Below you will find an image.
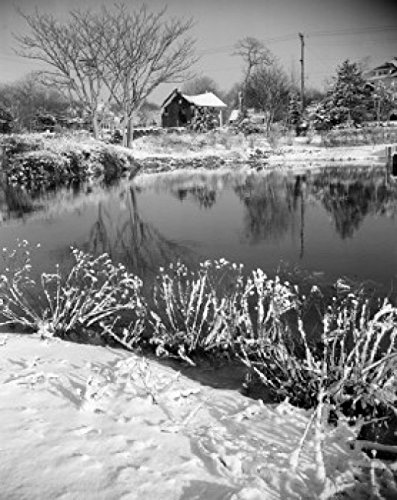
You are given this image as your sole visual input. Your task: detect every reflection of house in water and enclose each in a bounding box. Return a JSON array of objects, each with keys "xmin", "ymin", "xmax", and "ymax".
[{"xmin": 161, "ymin": 89, "xmax": 226, "ymax": 127}]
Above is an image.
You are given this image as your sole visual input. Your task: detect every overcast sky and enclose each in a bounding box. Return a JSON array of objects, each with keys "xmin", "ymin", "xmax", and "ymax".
[{"xmin": 1, "ymin": 0, "xmax": 396, "ymax": 104}]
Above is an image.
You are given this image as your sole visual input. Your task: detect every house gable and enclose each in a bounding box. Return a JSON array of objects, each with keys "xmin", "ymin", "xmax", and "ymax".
[{"xmin": 161, "ymin": 88, "xmax": 226, "ymax": 128}]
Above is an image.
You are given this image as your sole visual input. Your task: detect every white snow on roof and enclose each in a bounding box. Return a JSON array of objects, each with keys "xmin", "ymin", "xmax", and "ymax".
[
  {"xmin": 182, "ymin": 92, "xmax": 227, "ymax": 108},
  {"xmin": 229, "ymin": 109, "xmax": 240, "ymax": 122}
]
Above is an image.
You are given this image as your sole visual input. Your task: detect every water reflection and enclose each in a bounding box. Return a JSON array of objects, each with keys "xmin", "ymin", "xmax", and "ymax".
[
  {"xmin": 175, "ymin": 186, "xmax": 217, "ymax": 209},
  {"xmin": 1, "ymin": 166, "xmax": 397, "ymax": 293},
  {"xmin": 310, "ymin": 169, "xmax": 397, "ymax": 239},
  {"xmin": 0, "ymin": 185, "xmax": 38, "ymax": 221},
  {"xmin": 133, "ymin": 167, "xmax": 397, "ymax": 291},
  {"xmin": 235, "ymin": 173, "xmax": 302, "ymax": 244},
  {"xmin": 85, "ymin": 186, "xmax": 195, "ymax": 281}
]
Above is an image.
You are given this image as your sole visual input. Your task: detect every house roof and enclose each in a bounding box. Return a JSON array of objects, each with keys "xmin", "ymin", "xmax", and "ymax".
[
  {"xmin": 229, "ymin": 110, "xmax": 240, "ymax": 122},
  {"xmin": 162, "ymin": 89, "xmax": 227, "ymax": 109},
  {"xmin": 182, "ymin": 92, "xmax": 227, "ymax": 108},
  {"xmin": 375, "ymin": 58, "xmax": 397, "ymax": 69},
  {"xmin": 367, "ymin": 58, "xmax": 397, "ymax": 74}
]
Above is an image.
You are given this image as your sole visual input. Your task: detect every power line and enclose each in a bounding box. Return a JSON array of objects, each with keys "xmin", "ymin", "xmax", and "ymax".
[
  {"xmin": 308, "ymin": 36, "xmax": 397, "ymax": 47},
  {"xmin": 197, "ymin": 34, "xmax": 297, "ymax": 56},
  {"xmin": 197, "ymin": 24, "xmax": 397, "ymax": 57},
  {"xmin": 1, "ymin": 24, "xmax": 396, "ymax": 61},
  {"xmin": 306, "ymin": 25, "xmax": 397, "ymax": 38}
]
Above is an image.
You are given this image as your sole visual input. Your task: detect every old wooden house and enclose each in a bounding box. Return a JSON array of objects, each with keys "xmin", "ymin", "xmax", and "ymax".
[{"xmin": 161, "ymin": 89, "xmax": 227, "ymax": 128}]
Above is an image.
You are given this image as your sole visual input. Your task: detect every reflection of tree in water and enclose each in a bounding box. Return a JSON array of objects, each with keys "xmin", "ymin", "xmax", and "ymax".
[
  {"xmin": 175, "ymin": 186, "xmax": 217, "ymax": 209},
  {"xmin": 0, "ymin": 185, "xmax": 35, "ymax": 221},
  {"xmin": 310, "ymin": 169, "xmax": 397, "ymax": 239},
  {"xmin": 235, "ymin": 174, "xmax": 302, "ymax": 244},
  {"xmin": 0, "ymin": 180, "xmax": 84, "ymax": 223},
  {"xmin": 86, "ymin": 186, "xmax": 196, "ymax": 283}
]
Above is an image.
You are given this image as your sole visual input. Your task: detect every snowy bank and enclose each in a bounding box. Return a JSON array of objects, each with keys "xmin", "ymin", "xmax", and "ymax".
[
  {"xmin": 131, "ymin": 131, "xmax": 389, "ymax": 175},
  {"xmin": 1, "ymin": 333, "xmax": 395, "ymax": 499}
]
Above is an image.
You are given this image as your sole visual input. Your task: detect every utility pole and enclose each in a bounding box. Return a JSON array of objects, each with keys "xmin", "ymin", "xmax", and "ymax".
[{"xmin": 299, "ymin": 33, "xmax": 305, "ymax": 112}]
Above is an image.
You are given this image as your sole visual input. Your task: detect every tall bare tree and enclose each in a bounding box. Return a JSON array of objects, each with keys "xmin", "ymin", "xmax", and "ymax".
[
  {"xmin": 16, "ymin": 4, "xmax": 196, "ymax": 145},
  {"xmin": 245, "ymin": 63, "xmax": 291, "ymax": 130},
  {"xmin": 16, "ymin": 8, "xmax": 114, "ymax": 138},
  {"xmin": 233, "ymin": 37, "xmax": 273, "ymax": 111},
  {"xmin": 100, "ymin": 4, "xmax": 196, "ymax": 146}
]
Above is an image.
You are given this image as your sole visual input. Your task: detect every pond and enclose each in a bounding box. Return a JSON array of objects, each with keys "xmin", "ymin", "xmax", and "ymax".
[{"xmin": 1, "ymin": 165, "xmax": 397, "ymax": 299}]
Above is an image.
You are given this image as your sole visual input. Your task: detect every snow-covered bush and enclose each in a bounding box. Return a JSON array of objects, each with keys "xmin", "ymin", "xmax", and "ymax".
[
  {"xmin": 6, "ymin": 150, "xmax": 73, "ymax": 190},
  {"xmin": 149, "ymin": 260, "xmax": 243, "ymax": 363},
  {"xmin": 0, "ymin": 242, "xmax": 146, "ymax": 345},
  {"xmin": 1, "ymin": 133, "xmax": 136, "ymax": 190},
  {"xmin": 1, "ymin": 133, "xmax": 45, "ymax": 154},
  {"xmin": 1, "ymin": 242, "xmax": 395, "ymax": 430},
  {"xmin": 239, "ymin": 283, "xmax": 397, "ymax": 425}
]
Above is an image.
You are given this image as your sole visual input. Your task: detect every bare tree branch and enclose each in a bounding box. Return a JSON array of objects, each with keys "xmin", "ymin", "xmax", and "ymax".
[{"xmin": 15, "ymin": 3, "xmax": 196, "ymax": 144}]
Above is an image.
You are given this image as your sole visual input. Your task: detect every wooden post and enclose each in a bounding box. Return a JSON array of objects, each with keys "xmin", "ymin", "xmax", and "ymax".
[
  {"xmin": 299, "ymin": 33, "xmax": 305, "ymax": 112},
  {"xmin": 0, "ymin": 145, "xmax": 8, "ymax": 186},
  {"xmin": 386, "ymin": 145, "xmax": 397, "ymax": 176},
  {"xmin": 219, "ymin": 109, "xmax": 223, "ymax": 127},
  {"xmin": 0, "ymin": 146, "xmax": 5, "ymax": 170},
  {"xmin": 386, "ymin": 145, "xmax": 393, "ymax": 170}
]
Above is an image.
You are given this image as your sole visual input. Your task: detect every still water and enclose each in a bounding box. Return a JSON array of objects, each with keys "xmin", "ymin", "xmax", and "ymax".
[{"xmin": 1, "ymin": 166, "xmax": 397, "ymax": 296}]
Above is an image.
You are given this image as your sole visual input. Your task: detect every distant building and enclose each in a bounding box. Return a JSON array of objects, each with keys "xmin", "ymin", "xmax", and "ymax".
[
  {"xmin": 364, "ymin": 58, "xmax": 397, "ymax": 120},
  {"xmin": 228, "ymin": 109, "xmax": 240, "ymax": 124},
  {"xmin": 365, "ymin": 58, "xmax": 397, "ymax": 89},
  {"xmin": 161, "ymin": 89, "xmax": 227, "ymax": 128}
]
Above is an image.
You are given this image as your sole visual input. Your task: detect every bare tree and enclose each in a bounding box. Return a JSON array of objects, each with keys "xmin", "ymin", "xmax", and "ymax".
[
  {"xmin": 96, "ymin": 4, "xmax": 196, "ymax": 146},
  {"xmin": 246, "ymin": 63, "xmax": 291, "ymax": 130},
  {"xmin": 16, "ymin": 4, "xmax": 196, "ymax": 145},
  {"xmin": 182, "ymin": 76, "xmax": 220, "ymax": 96},
  {"xmin": 233, "ymin": 37, "xmax": 273, "ymax": 110},
  {"xmin": 16, "ymin": 8, "xmax": 114, "ymax": 138}
]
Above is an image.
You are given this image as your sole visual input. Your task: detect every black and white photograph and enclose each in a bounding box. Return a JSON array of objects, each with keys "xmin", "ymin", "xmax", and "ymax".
[{"xmin": 1, "ymin": 0, "xmax": 397, "ymax": 498}]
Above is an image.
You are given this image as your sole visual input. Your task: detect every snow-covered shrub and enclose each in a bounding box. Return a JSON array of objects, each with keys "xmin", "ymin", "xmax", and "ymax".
[
  {"xmin": 1, "ymin": 133, "xmax": 136, "ymax": 190},
  {"xmin": 149, "ymin": 260, "xmax": 244, "ymax": 363},
  {"xmin": 6, "ymin": 150, "xmax": 73, "ymax": 190},
  {"xmin": 0, "ymin": 242, "xmax": 146, "ymax": 345},
  {"xmin": 1, "ymin": 242, "xmax": 395, "ymax": 428},
  {"xmin": 1, "ymin": 133, "xmax": 45, "ymax": 154},
  {"xmin": 240, "ymin": 283, "xmax": 397, "ymax": 424},
  {"xmin": 189, "ymin": 109, "xmax": 219, "ymax": 132}
]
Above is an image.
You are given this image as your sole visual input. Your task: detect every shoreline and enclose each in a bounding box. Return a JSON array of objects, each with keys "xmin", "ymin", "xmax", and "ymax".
[
  {"xmin": 132, "ymin": 141, "xmax": 389, "ymax": 176},
  {"xmin": 1, "ymin": 133, "xmax": 392, "ymax": 183}
]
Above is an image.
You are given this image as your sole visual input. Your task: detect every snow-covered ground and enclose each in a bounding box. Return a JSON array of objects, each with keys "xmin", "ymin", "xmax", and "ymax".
[
  {"xmin": 1, "ymin": 333, "xmax": 396, "ymax": 499},
  {"xmin": 132, "ymin": 132, "xmax": 388, "ymax": 172},
  {"xmin": 266, "ymin": 143, "xmax": 387, "ymax": 169}
]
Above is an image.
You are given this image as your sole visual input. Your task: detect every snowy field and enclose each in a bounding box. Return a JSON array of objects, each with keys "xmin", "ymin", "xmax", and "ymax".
[{"xmin": 1, "ymin": 333, "xmax": 396, "ymax": 499}]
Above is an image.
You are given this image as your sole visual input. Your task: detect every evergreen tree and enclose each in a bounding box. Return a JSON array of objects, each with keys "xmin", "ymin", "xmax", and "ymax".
[{"xmin": 314, "ymin": 60, "xmax": 374, "ymax": 130}]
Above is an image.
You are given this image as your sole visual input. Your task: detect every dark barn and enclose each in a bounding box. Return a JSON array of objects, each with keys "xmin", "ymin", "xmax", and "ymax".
[{"xmin": 161, "ymin": 89, "xmax": 226, "ymax": 128}]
